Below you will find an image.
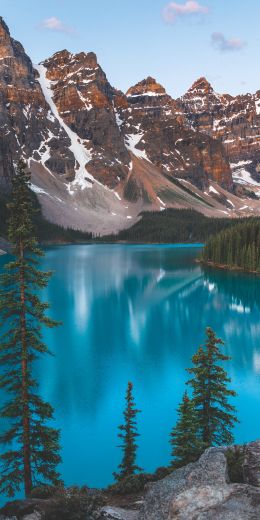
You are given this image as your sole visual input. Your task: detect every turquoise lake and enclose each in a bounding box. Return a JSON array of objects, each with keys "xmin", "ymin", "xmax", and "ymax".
[{"xmin": 0, "ymin": 244, "xmax": 260, "ymax": 494}]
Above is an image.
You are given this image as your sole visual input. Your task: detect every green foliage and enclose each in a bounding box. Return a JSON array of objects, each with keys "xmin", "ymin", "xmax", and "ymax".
[
  {"xmin": 187, "ymin": 328, "xmax": 238, "ymax": 448},
  {"xmin": 108, "ymin": 467, "xmax": 172, "ymax": 495},
  {"xmin": 29, "ymin": 484, "xmax": 61, "ymax": 499},
  {"xmin": 114, "ymin": 382, "xmax": 143, "ymax": 482},
  {"xmin": 170, "ymin": 392, "xmax": 204, "ymax": 468},
  {"xmin": 226, "ymin": 445, "xmax": 246, "ymax": 483},
  {"xmin": 0, "ymin": 160, "xmax": 61, "ymax": 497},
  {"xmin": 103, "ymin": 209, "xmax": 250, "ymax": 244},
  {"xmin": 108, "ymin": 473, "xmax": 151, "ymax": 494},
  {"xmin": 201, "ymin": 219, "xmax": 260, "ymax": 272}
]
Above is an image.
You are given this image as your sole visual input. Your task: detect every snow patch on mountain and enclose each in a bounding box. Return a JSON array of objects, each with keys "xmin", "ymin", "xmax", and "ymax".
[
  {"xmin": 231, "ymin": 160, "xmax": 260, "ymax": 187},
  {"xmin": 127, "ymin": 92, "xmax": 165, "ymax": 98},
  {"xmin": 125, "ymin": 131, "xmax": 150, "ymax": 161},
  {"xmin": 255, "ymin": 96, "xmax": 260, "ymax": 115},
  {"xmin": 36, "ymin": 64, "xmax": 94, "ymax": 193}
]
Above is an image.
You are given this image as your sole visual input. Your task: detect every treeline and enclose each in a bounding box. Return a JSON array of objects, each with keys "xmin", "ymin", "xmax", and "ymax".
[
  {"xmin": 0, "ymin": 193, "xmax": 93, "ymax": 243},
  {"xmin": 1, "ymin": 187, "xmax": 258, "ymax": 247},
  {"xmin": 201, "ymin": 219, "xmax": 260, "ymax": 273},
  {"xmin": 103, "ymin": 209, "xmax": 249, "ymax": 244}
]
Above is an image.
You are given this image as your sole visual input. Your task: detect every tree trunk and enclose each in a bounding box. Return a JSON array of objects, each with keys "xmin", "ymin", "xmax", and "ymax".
[{"xmin": 20, "ymin": 239, "xmax": 32, "ymax": 497}]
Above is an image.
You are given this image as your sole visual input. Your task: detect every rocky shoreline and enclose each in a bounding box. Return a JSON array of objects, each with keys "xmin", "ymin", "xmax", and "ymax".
[{"xmin": 0, "ymin": 441, "xmax": 259, "ymax": 520}]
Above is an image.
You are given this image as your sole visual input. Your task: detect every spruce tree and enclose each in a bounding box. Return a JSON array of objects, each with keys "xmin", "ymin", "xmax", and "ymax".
[
  {"xmin": 114, "ymin": 382, "xmax": 143, "ymax": 481},
  {"xmin": 0, "ymin": 160, "xmax": 61, "ymax": 498},
  {"xmin": 187, "ymin": 327, "xmax": 238, "ymax": 448},
  {"xmin": 170, "ymin": 391, "xmax": 203, "ymax": 468}
]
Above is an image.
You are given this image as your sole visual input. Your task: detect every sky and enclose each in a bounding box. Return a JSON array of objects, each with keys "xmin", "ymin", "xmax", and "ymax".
[{"xmin": 1, "ymin": 0, "xmax": 259, "ymax": 98}]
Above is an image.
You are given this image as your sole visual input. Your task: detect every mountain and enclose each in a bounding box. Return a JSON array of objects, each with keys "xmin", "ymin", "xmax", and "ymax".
[
  {"xmin": 0, "ymin": 17, "xmax": 260, "ymax": 234},
  {"xmin": 179, "ymin": 77, "xmax": 260, "ymax": 194}
]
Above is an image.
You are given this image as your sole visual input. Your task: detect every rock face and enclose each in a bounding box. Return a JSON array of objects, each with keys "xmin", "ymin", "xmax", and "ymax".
[
  {"xmin": 117, "ymin": 77, "xmax": 232, "ymax": 191},
  {"xmin": 0, "ymin": 17, "xmax": 74, "ymax": 190},
  {"xmin": 244, "ymin": 441, "xmax": 260, "ymax": 488},
  {"xmin": 179, "ymin": 77, "xmax": 260, "ymax": 187},
  {"xmin": 141, "ymin": 446, "xmax": 260, "ymax": 520},
  {"xmin": 0, "ymin": 16, "xmax": 260, "ymax": 233},
  {"xmin": 41, "ymin": 50, "xmax": 130, "ymax": 188}
]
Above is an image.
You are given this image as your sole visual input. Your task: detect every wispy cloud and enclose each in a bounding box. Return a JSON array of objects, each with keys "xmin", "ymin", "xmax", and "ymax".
[
  {"xmin": 211, "ymin": 32, "xmax": 247, "ymax": 52},
  {"xmin": 40, "ymin": 17, "xmax": 75, "ymax": 35},
  {"xmin": 162, "ymin": 1, "xmax": 209, "ymax": 23}
]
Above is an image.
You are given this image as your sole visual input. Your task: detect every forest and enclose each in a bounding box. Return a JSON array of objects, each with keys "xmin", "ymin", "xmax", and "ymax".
[
  {"xmin": 201, "ymin": 219, "xmax": 260, "ymax": 272},
  {"xmin": 104, "ymin": 209, "xmax": 249, "ymax": 244},
  {"xmin": 1, "ymin": 191, "xmax": 259, "ymax": 247}
]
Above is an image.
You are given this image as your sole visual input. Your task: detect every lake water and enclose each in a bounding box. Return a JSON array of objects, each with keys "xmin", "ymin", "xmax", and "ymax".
[{"xmin": 0, "ymin": 244, "xmax": 260, "ymax": 494}]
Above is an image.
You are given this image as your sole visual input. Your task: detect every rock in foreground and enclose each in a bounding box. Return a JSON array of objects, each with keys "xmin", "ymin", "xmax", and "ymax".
[
  {"xmin": 141, "ymin": 445, "xmax": 260, "ymax": 520},
  {"xmin": 1, "ymin": 442, "xmax": 260, "ymax": 519}
]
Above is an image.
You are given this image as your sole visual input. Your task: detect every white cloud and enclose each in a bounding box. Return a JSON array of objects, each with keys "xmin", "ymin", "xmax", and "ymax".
[
  {"xmin": 211, "ymin": 32, "xmax": 247, "ymax": 52},
  {"xmin": 40, "ymin": 17, "xmax": 75, "ymax": 35},
  {"xmin": 163, "ymin": 1, "xmax": 209, "ymax": 23}
]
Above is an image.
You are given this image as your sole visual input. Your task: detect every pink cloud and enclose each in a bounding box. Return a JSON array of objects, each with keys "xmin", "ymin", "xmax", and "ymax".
[
  {"xmin": 40, "ymin": 17, "xmax": 75, "ymax": 35},
  {"xmin": 211, "ymin": 33, "xmax": 247, "ymax": 52},
  {"xmin": 163, "ymin": 1, "xmax": 209, "ymax": 23}
]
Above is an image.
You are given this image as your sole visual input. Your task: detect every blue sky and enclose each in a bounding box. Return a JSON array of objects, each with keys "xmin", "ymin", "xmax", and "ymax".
[{"xmin": 1, "ymin": 0, "xmax": 259, "ymax": 97}]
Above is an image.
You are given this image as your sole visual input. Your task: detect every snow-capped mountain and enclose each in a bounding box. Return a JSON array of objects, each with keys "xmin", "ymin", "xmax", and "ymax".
[
  {"xmin": 0, "ymin": 17, "xmax": 260, "ymax": 234},
  {"xmin": 179, "ymin": 77, "xmax": 260, "ymax": 195}
]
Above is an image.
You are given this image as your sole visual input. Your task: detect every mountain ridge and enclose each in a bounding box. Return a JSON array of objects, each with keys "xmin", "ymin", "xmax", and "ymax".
[{"xmin": 0, "ymin": 17, "xmax": 260, "ymax": 234}]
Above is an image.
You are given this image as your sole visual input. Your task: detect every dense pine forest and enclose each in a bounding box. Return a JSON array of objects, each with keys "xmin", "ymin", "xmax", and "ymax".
[
  {"xmin": 105, "ymin": 210, "xmax": 249, "ymax": 244},
  {"xmin": 201, "ymin": 219, "xmax": 260, "ymax": 272}
]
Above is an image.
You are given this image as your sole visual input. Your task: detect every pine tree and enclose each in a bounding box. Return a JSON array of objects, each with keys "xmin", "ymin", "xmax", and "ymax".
[
  {"xmin": 170, "ymin": 391, "xmax": 203, "ymax": 468},
  {"xmin": 0, "ymin": 160, "xmax": 61, "ymax": 498},
  {"xmin": 187, "ymin": 327, "xmax": 238, "ymax": 448},
  {"xmin": 201, "ymin": 219, "xmax": 260, "ymax": 272},
  {"xmin": 114, "ymin": 382, "xmax": 143, "ymax": 481}
]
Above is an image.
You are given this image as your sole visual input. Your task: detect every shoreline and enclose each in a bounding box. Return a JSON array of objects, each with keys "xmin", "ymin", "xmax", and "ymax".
[{"xmin": 197, "ymin": 259, "xmax": 260, "ymax": 275}]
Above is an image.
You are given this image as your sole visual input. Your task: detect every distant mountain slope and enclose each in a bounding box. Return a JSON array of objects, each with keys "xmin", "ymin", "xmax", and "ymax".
[
  {"xmin": 0, "ymin": 17, "xmax": 260, "ymax": 234},
  {"xmin": 179, "ymin": 77, "xmax": 260, "ymax": 194}
]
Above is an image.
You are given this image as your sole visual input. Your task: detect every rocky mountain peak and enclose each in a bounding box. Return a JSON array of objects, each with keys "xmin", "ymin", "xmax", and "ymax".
[
  {"xmin": 126, "ymin": 76, "xmax": 166, "ymax": 98},
  {"xmin": 180, "ymin": 76, "xmax": 225, "ymax": 116},
  {"xmin": 188, "ymin": 76, "xmax": 214, "ymax": 95},
  {"xmin": 0, "ymin": 16, "xmax": 15, "ymax": 59},
  {"xmin": 43, "ymin": 49, "xmax": 105, "ymax": 86},
  {"xmin": 0, "ymin": 16, "xmax": 10, "ymax": 37}
]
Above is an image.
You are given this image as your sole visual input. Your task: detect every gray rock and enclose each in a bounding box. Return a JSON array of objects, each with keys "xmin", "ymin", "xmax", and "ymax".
[
  {"xmin": 23, "ymin": 514, "xmax": 42, "ymax": 520},
  {"xmin": 99, "ymin": 506, "xmax": 139, "ymax": 520},
  {"xmin": 141, "ymin": 446, "xmax": 260, "ymax": 520},
  {"xmin": 0, "ymin": 516, "xmax": 17, "ymax": 520},
  {"xmin": 243, "ymin": 441, "xmax": 260, "ymax": 487}
]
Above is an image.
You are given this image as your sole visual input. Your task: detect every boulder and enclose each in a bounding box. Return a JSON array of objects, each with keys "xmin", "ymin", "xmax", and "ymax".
[
  {"xmin": 99, "ymin": 506, "xmax": 139, "ymax": 519},
  {"xmin": 243, "ymin": 441, "xmax": 260, "ymax": 487},
  {"xmin": 140, "ymin": 446, "xmax": 260, "ymax": 520}
]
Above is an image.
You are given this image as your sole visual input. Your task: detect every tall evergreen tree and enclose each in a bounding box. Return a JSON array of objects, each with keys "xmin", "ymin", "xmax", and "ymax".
[
  {"xmin": 0, "ymin": 160, "xmax": 61, "ymax": 498},
  {"xmin": 114, "ymin": 382, "xmax": 142, "ymax": 481},
  {"xmin": 187, "ymin": 327, "xmax": 238, "ymax": 448},
  {"xmin": 170, "ymin": 391, "xmax": 203, "ymax": 468}
]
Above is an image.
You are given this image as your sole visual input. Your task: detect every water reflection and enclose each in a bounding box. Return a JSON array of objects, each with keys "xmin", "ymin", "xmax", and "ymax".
[{"xmin": 0, "ymin": 245, "xmax": 260, "ymax": 490}]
